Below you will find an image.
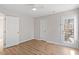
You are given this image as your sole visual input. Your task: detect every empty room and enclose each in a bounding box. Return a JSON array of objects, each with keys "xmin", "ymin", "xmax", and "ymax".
[{"xmin": 0, "ymin": 4, "xmax": 79, "ymax": 55}]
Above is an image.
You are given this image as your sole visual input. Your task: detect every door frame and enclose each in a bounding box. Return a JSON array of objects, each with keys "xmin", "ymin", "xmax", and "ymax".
[
  {"xmin": 0, "ymin": 14, "xmax": 5, "ymax": 51},
  {"xmin": 5, "ymin": 16, "xmax": 20, "ymax": 48},
  {"xmin": 61, "ymin": 15, "xmax": 78, "ymax": 48},
  {"xmin": 40, "ymin": 19, "xmax": 48, "ymax": 40}
]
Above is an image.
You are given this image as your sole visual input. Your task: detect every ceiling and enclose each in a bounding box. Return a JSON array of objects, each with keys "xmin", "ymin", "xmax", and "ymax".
[{"xmin": 0, "ymin": 4, "xmax": 79, "ymax": 17}]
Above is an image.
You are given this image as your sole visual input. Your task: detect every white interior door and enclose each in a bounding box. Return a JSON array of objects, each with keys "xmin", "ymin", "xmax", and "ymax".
[
  {"xmin": 5, "ymin": 16, "xmax": 19, "ymax": 48},
  {"xmin": 40, "ymin": 19, "xmax": 48, "ymax": 40}
]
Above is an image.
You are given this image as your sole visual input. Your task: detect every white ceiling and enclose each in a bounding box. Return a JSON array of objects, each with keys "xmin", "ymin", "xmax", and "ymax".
[{"xmin": 0, "ymin": 4, "xmax": 79, "ymax": 17}]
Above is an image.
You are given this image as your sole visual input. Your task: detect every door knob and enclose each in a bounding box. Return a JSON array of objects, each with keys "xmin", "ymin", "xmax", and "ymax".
[{"xmin": 17, "ymin": 32, "xmax": 20, "ymax": 34}]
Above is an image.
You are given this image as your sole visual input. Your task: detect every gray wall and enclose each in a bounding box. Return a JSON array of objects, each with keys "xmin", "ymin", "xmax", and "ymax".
[
  {"xmin": 34, "ymin": 9, "xmax": 79, "ymax": 48},
  {"xmin": 19, "ymin": 16, "xmax": 34, "ymax": 43},
  {"xmin": 0, "ymin": 6, "xmax": 34, "ymax": 44},
  {"xmin": 1, "ymin": 11, "xmax": 34, "ymax": 44}
]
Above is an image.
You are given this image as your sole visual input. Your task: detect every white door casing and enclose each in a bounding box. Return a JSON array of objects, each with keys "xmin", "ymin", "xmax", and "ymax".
[
  {"xmin": 0, "ymin": 15, "xmax": 5, "ymax": 52},
  {"xmin": 61, "ymin": 15, "xmax": 78, "ymax": 48}
]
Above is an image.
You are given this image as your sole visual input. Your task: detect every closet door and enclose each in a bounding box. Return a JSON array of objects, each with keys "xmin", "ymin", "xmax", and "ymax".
[{"xmin": 5, "ymin": 16, "xmax": 19, "ymax": 48}]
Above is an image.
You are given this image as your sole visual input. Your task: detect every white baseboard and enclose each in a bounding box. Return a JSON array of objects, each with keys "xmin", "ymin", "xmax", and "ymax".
[
  {"xmin": 5, "ymin": 38, "xmax": 79, "ymax": 49},
  {"xmin": 5, "ymin": 42, "xmax": 19, "ymax": 48},
  {"xmin": 37, "ymin": 39, "xmax": 78, "ymax": 49},
  {"xmin": 19, "ymin": 38, "xmax": 32, "ymax": 44},
  {"xmin": 5, "ymin": 36, "xmax": 33, "ymax": 48}
]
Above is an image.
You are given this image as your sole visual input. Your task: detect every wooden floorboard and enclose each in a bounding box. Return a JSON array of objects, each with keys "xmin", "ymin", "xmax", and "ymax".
[{"xmin": 3, "ymin": 39, "xmax": 79, "ymax": 55}]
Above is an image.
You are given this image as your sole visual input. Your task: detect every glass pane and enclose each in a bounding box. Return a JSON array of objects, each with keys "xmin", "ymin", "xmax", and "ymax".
[{"xmin": 64, "ymin": 18, "xmax": 74, "ymax": 43}]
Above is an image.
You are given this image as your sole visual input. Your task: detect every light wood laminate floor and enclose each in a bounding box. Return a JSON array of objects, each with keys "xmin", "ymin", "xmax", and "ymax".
[{"xmin": 3, "ymin": 39, "xmax": 79, "ymax": 55}]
